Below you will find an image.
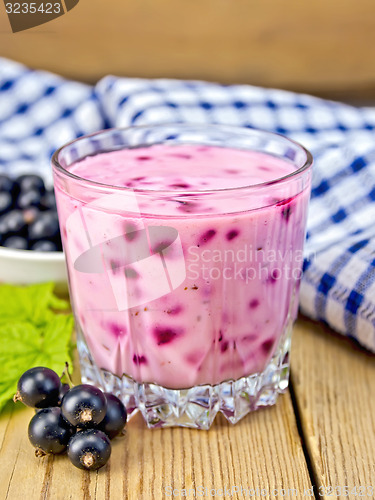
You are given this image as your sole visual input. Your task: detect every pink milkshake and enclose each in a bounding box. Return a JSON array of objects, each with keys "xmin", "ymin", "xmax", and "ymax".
[{"xmin": 53, "ymin": 125, "xmax": 312, "ymax": 428}]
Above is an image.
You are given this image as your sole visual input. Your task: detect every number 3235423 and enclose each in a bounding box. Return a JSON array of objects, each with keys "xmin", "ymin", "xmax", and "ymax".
[{"xmin": 5, "ymin": 3, "xmax": 62, "ymax": 14}]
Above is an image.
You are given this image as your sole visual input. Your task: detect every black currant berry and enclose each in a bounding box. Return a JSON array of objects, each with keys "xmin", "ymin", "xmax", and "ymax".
[
  {"xmin": 58, "ymin": 383, "xmax": 70, "ymax": 406},
  {"xmin": 0, "ymin": 210, "xmax": 27, "ymax": 240},
  {"xmin": 61, "ymin": 384, "xmax": 107, "ymax": 428},
  {"xmin": 16, "ymin": 189, "xmax": 43, "ymax": 210},
  {"xmin": 40, "ymin": 190, "xmax": 57, "ymax": 211},
  {"xmin": 16, "ymin": 174, "xmax": 46, "ymax": 195},
  {"xmin": 22, "ymin": 207, "xmax": 39, "ymax": 225},
  {"xmin": 28, "ymin": 407, "xmax": 74, "ymax": 456},
  {"xmin": 0, "ymin": 174, "xmax": 19, "ymax": 198},
  {"xmin": 28, "ymin": 211, "xmax": 60, "ymax": 244},
  {"xmin": 98, "ymin": 393, "xmax": 127, "ymax": 439},
  {"xmin": 0, "ymin": 191, "xmax": 13, "ymax": 216},
  {"xmin": 67, "ymin": 429, "xmax": 111, "ymax": 470},
  {"xmin": 31, "ymin": 240, "xmax": 58, "ymax": 252},
  {"xmin": 14, "ymin": 367, "xmax": 61, "ymax": 408},
  {"xmin": 2, "ymin": 235, "xmax": 28, "ymax": 250}
]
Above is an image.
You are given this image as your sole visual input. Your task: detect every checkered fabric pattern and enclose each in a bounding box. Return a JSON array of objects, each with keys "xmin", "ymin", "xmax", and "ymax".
[{"xmin": 1, "ymin": 57, "xmax": 375, "ymax": 352}]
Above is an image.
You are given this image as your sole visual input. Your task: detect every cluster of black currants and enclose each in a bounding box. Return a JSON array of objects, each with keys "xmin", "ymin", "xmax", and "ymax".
[
  {"xmin": 14, "ymin": 366, "xmax": 127, "ymax": 470},
  {"xmin": 0, "ymin": 174, "xmax": 62, "ymax": 251}
]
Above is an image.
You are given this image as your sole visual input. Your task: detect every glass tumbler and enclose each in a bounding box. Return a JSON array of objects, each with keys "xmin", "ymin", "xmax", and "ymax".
[{"xmin": 52, "ymin": 124, "xmax": 312, "ymax": 429}]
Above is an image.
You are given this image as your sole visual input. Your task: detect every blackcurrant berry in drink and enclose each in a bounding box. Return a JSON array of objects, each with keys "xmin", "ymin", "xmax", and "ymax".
[
  {"xmin": 61, "ymin": 384, "xmax": 107, "ymax": 427},
  {"xmin": 68, "ymin": 429, "xmax": 111, "ymax": 470},
  {"xmin": 13, "ymin": 367, "xmax": 61, "ymax": 408},
  {"xmin": 28, "ymin": 407, "xmax": 74, "ymax": 456},
  {"xmin": 98, "ymin": 393, "xmax": 127, "ymax": 439}
]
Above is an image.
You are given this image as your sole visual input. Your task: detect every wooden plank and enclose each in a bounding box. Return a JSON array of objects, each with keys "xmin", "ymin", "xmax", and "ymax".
[
  {"xmin": 0, "ymin": 373, "xmax": 312, "ymax": 499},
  {"xmin": 291, "ymin": 317, "xmax": 375, "ymax": 500},
  {"xmin": 1, "ymin": 0, "xmax": 375, "ymax": 97}
]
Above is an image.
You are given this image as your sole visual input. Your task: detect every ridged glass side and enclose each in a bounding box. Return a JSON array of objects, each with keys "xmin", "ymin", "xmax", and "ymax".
[{"xmin": 77, "ymin": 315, "xmax": 292, "ymax": 430}]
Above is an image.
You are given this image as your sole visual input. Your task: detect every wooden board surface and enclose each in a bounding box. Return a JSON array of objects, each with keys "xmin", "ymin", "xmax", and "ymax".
[
  {"xmin": 1, "ymin": 0, "xmax": 375, "ymax": 98},
  {"xmin": 0, "ymin": 395, "xmax": 310, "ymax": 500},
  {"xmin": 291, "ymin": 318, "xmax": 375, "ymax": 499},
  {"xmin": 0, "ymin": 395, "xmax": 311, "ymax": 500},
  {"xmin": 0, "ymin": 316, "xmax": 374, "ymax": 499}
]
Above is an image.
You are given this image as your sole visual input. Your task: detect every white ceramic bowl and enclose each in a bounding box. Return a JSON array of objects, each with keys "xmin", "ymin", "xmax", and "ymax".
[{"xmin": 0, "ymin": 246, "xmax": 67, "ymax": 285}]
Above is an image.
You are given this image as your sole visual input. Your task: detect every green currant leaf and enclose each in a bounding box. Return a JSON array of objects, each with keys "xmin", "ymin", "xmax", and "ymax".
[
  {"xmin": 0, "ymin": 282, "xmax": 69, "ymax": 326},
  {"xmin": 0, "ymin": 283, "xmax": 73, "ymax": 412}
]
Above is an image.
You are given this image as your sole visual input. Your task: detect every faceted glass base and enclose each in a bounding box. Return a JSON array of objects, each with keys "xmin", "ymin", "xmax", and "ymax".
[{"xmin": 77, "ymin": 326, "xmax": 292, "ymax": 429}]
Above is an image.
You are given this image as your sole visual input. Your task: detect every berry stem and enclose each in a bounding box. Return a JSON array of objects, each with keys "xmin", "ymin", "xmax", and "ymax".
[{"xmin": 61, "ymin": 362, "xmax": 75, "ymax": 387}]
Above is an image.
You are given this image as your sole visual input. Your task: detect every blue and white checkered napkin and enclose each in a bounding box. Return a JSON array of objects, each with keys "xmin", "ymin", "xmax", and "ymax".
[{"xmin": 1, "ymin": 57, "xmax": 375, "ymax": 352}]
